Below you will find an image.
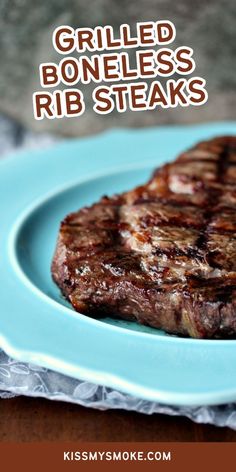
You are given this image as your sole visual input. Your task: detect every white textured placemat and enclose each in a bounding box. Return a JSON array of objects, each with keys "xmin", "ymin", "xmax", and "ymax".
[
  {"xmin": 1, "ymin": 114, "xmax": 236, "ymax": 429},
  {"xmin": 1, "ymin": 349, "xmax": 236, "ymax": 429}
]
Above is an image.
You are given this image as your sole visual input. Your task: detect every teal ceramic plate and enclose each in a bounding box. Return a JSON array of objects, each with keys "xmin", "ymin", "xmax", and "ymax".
[{"xmin": 1, "ymin": 122, "xmax": 236, "ymax": 406}]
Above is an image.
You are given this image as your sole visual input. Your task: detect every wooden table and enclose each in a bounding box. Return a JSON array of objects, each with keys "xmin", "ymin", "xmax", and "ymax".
[{"xmin": 1, "ymin": 396, "xmax": 236, "ymax": 441}]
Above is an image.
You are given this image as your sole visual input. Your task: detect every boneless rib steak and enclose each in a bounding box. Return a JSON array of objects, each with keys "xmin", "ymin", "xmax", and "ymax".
[{"xmin": 52, "ymin": 136, "xmax": 236, "ymax": 338}]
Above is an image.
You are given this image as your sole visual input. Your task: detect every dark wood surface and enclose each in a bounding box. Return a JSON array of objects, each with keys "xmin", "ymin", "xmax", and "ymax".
[{"xmin": 0, "ymin": 396, "xmax": 236, "ymax": 442}]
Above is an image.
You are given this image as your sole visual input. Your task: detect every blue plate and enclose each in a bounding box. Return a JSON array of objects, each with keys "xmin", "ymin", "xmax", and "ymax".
[{"xmin": 1, "ymin": 122, "xmax": 236, "ymax": 406}]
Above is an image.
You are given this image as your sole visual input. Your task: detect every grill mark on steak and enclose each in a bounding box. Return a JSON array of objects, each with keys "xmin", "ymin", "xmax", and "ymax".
[
  {"xmin": 52, "ymin": 136, "xmax": 236, "ymax": 339},
  {"xmin": 194, "ymin": 142, "xmax": 231, "ymax": 267}
]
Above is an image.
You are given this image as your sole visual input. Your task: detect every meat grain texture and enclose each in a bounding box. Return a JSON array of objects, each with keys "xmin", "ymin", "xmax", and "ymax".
[{"xmin": 52, "ymin": 136, "xmax": 236, "ymax": 338}]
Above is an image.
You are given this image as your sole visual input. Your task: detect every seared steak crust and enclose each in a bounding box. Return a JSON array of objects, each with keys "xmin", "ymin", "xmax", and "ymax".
[{"xmin": 52, "ymin": 136, "xmax": 236, "ymax": 338}]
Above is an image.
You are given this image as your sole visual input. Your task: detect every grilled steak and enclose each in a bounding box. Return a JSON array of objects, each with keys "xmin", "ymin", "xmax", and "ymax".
[{"xmin": 52, "ymin": 136, "xmax": 236, "ymax": 339}]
